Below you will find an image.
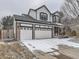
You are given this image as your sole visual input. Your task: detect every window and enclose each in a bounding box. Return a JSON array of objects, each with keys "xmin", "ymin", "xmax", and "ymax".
[
  {"xmin": 40, "ymin": 12, "xmax": 48, "ymax": 21},
  {"xmin": 53, "ymin": 16, "xmax": 56, "ymax": 23},
  {"xmin": 53, "ymin": 15, "xmax": 60, "ymax": 23}
]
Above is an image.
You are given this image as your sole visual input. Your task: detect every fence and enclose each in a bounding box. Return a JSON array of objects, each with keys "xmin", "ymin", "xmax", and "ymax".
[{"xmin": 2, "ymin": 29, "xmax": 14, "ymax": 39}]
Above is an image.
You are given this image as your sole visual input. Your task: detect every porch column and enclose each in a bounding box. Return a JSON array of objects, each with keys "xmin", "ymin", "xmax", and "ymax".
[
  {"xmin": 58, "ymin": 27, "xmax": 59, "ymax": 36},
  {"xmin": 16, "ymin": 22, "xmax": 20, "ymax": 41},
  {"xmin": 32, "ymin": 24, "xmax": 35, "ymax": 39},
  {"xmin": 51, "ymin": 26, "xmax": 54, "ymax": 38}
]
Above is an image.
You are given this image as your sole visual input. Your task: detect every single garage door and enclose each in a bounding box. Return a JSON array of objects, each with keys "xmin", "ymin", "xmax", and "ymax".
[
  {"xmin": 35, "ymin": 29, "xmax": 52, "ymax": 39},
  {"xmin": 20, "ymin": 27, "xmax": 32, "ymax": 40}
]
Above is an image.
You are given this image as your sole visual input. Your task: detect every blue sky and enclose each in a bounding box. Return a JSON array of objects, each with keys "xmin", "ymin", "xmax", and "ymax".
[{"xmin": 0, "ymin": 0, "xmax": 64, "ymax": 19}]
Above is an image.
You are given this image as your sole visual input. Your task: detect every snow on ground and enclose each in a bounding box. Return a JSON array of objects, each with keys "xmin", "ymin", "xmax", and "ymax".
[{"xmin": 21, "ymin": 38, "xmax": 79, "ymax": 53}]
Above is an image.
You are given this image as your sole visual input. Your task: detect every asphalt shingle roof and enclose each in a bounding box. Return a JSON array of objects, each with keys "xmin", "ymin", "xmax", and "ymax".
[{"xmin": 13, "ymin": 14, "xmax": 54, "ymax": 25}]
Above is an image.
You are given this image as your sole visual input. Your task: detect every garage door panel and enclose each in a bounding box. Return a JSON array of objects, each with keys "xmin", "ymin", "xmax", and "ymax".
[
  {"xmin": 35, "ymin": 30, "xmax": 51, "ymax": 39},
  {"xmin": 20, "ymin": 30, "xmax": 32, "ymax": 40}
]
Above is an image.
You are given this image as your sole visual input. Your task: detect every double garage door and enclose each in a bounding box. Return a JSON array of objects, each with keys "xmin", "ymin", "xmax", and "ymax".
[
  {"xmin": 20, "ymin": 27, "xmax": 52, "ymax": 40},
  {"xmin": 35, "ymin": 30, "xmax": 51, "ymax": 39}
]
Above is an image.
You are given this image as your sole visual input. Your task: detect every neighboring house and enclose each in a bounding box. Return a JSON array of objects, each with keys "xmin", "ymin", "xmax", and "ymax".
[{"xmin": 13, "ymin": 5, "xmax": 63, "ymax": 40}]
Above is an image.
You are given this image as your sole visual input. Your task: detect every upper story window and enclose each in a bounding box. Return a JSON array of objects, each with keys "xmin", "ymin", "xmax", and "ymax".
[
  {"xmin": 53, "ymin": 16, "xmax": 56, "ymax": 23},
  {"xmin": 40, "ymin": 12, "xmax": 48, "ymax": 21},
  {"xmin": 53, "ymin": 15, "xmax": 61, "ymax": 23}
]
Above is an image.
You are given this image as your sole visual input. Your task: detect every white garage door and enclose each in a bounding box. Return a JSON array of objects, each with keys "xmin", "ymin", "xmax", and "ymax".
[
  {"xmin": 20, "ymin": 28, "xmax": 32, "ymax": 40},
  {"xmin": 35, "ymin": 30, "xmax": 51, "ymax": 39}
]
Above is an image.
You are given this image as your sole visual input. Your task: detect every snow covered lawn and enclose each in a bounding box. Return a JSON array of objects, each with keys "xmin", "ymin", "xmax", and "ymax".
[{"xmin": 21, "ymin": 38, "xmax": 79, "ymax": 53}]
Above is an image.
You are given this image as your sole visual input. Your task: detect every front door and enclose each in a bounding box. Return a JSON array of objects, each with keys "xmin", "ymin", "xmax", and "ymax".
[{"xmin": 54, "ymin": 27, "xmax": 60, "ymax": 37}]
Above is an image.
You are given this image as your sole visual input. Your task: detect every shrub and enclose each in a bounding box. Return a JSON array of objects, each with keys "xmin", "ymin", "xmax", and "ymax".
[{"xmin": 71, "ymin": 30, "xmax": 76, "ymax": 36}]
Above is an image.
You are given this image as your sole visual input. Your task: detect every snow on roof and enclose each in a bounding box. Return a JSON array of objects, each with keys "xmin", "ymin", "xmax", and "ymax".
[
  {"xmin": 21, "ymin": 38, "xmax": 79, "ymax": 53},
  {"xmin": 55, "ymin": 23, "xmax": 63, "ymax": 26}
]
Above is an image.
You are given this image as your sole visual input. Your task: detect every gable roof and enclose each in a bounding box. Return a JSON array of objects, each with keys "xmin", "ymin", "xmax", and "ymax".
[
  {"xmin": 28, "ymin": 5, "xmax": 52, "ymax": 15},
  {"xmin": 52, "ymin": 11, "xmax": 61, "ymax": 17},
  {"xmin": 28, "ymin": 9, "xmax": 35, "ymax": 15},
  {"xmin": 35, "ymin": 5, "xmax": 51, "ymax": 14}
]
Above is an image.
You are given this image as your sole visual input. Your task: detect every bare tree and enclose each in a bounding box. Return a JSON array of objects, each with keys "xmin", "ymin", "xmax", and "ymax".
[{"xmin": 61, "ymin": 0, "xmax": 79, "ymax": 17}]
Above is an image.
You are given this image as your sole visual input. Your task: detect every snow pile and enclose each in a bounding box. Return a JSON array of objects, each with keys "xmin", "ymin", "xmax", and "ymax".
[{"xmin": 21, "ymin": 38, "xmax": 79, "ymax": 53}]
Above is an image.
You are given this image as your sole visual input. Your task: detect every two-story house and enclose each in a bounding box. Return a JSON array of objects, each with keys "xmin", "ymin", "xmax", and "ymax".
[{"xmin": 13, "ymin": 5, "xmax": 63, "ymax": 41}]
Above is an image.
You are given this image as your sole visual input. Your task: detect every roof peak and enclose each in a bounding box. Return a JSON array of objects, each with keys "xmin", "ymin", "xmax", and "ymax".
[
  {"xmin": 30, "ymin": 5, "xmax": 52, "ymax": 14},
  {"xmin": 35, "ymin": 5, "xmax": 47, "ymax": 10}
]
